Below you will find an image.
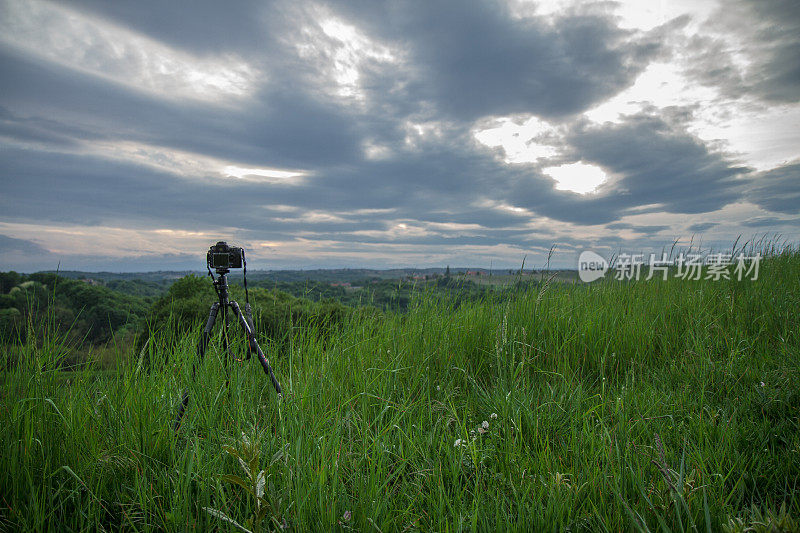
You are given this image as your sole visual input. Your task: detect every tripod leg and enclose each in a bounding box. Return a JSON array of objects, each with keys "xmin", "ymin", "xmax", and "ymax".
[
  {"xmin": 229, "ymin": 301, "xmax": 282, "ymax": 396},
  {"xmin": 243, "ymin": 303, "xmax": 256, "ymax": 360},
  {"xmin": 174, "ymin": 302, "xmax": 220, "ymax": 431},
  {"xmin": 222, "ymin": 304, "xmax": 235, "ymax": 363},
  {"xmin": 198, "ymin": 303, "xmax": 221, "ymax": 361}
]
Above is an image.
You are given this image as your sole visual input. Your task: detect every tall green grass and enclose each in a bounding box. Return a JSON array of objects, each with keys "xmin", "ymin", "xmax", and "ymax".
[{"xmin": 1, "ymin": 246, "xmax": 798, "ymax": 531}]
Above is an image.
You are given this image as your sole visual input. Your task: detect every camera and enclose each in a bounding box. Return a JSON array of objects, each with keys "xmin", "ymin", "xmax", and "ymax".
[{"xmin": 207, "ymin": 241, "xmax": 243, "ymax": 269}]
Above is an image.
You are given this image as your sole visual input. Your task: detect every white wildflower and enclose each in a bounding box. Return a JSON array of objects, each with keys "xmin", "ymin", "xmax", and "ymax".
[
  {"xmin": 490, "ymin": 412, "xmax": 498, "ymax": 419},
  {"xmin": 482, "ymin": 420, "xmax": 489, "ymax": 429}
]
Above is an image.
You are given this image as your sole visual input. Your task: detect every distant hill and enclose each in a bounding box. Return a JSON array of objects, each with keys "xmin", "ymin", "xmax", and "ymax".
[
  {"xmin": 39, "ymin": 267, "xmax": 573, "ymax": 284},
  {"xmin": 38, "ymin": 270, "xmax": 197, "ymax": 283}
]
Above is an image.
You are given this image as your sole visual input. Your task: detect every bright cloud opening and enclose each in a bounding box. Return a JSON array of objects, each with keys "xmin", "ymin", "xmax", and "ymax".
[
  {"xmin": 223, "ymin": 166, "xmax": 304, "ymax": 180},
  {"xmin": 69, "ymin": 140, "xmax": 307, "ymax": 183},
  {"xmin": 295, "ymin": 8, "xmax": 400, "ymax": 103},
  {"xmin": 18, "ymin": 138, "xmax": 310, "ymax": 183},
  {"xmin": 473, "ymin": 116, "xmax": 559, "ymax": 163},
  {"xmin": 543, "ymin": 162, "xmax": 608, "ymax": 194},
  {"xmin": 0, "ymin": 0, "xmax": 258, "ymax": 104}
]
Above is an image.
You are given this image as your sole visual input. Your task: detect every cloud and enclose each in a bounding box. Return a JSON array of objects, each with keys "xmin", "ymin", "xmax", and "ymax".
[
  {"xmin": 0, "ymin": 0, "xmax": 797, "ymax": 270},
  {"xmin": 606, "ymin": 223, "xmax": 670, "ymax": 234},
  {"xmin": 740, "ymin": 217, "xmax": 791, "ymax": 228},
  {"xmin": 687, "ymin": 222, "xmax": 718, "ymax": 232},
  {"xmin": 685, "ymin": 0, "xmax": 800, "ymax": 105},
  {"xmin": 749, "ymin": 162, "xmax": 800, "ymax": 214},
  {"xmin": 0, "ymin": 106, "xmax": 88, "ymax": 149},
  {"xmin": 323, "ymin": 0, "xmax": 665, "ymax": 121},
  {"xmin": 0, "ymin": 0, "xmax": 260, "ymax": 105},
  {"xmin": 0, "ymin": 234, "xmax": 51, "ymax": 255},
  {"xmin": 563, "ymin": 113, "xmax": 750, "ymax": 215}
]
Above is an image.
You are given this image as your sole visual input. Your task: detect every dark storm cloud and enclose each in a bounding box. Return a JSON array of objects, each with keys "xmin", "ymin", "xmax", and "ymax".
[
  {"xmin": 0, "ymin": 48, "xmax": 365, "ymax": 170},
  {"xmin": 494, "ymin": 112, "xmax": 751, "ymax": 226},
  {"xmin": 0, "ymin": 0, "xmax": 796, "ymax": 271},
  {"xmin": 64, "ymin": 0, "xmax": 660, "ymax": 122},
  {"xmin": 0, "ymin": 144, "xmax": 356, "ymax": 231},
  {"xmin": 1, "ymin": 109, "xmax": 754, "ymax": 235},
  {"xmin": 323, "ymin": 0, "xmax": 665, "ymax": 121},
  {"xmin": 563, "ymin": 114, "xmax": 750, "ymax": 215},
  {"xmin": 0, "ymin": 234, "xmax": 51, "ymax": 255},
  {"xmin": 749, "ymin": 162, "xmax": 800, "ymax": 214},
  {"xmin": 0, "ymin": 106, "xmax": 87, "ymax": 149},
  {"xmin": 41, "ymin": 0, "xmax": 671, "ymax": 144},
  {"xmin": 0, "ymin": 131, "xmax": 525, "ymax": 234},
  {"xmin": 740, "ymin": 217, "xmax": 797, "ymax": 228},
  {"xmin": 687, "ymin": 0, "xmax": 800, "ymax": 104},
  {"xmin": 0, "ymin": 1, "xmax": 733, "ymax": 218},
  {"xmin": 735, "ymin": 0, "xmax": 800, "ymax": 104},
  {"xmin": 687, "ymin": 222, "xmax": 718, "ymax": 232},
  {"xmin": 606, "ymin": 223, "xmax": 670, "ymax": 233}
]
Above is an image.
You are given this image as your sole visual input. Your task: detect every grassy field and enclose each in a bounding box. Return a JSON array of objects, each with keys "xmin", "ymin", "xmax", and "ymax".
[
  {"xmin": 1, "ymin": 246, "xmax": 798, "ymax": 531},
  {"xmin": 452, "ymin": 270, "xmax": 579, "ymax": 287}
]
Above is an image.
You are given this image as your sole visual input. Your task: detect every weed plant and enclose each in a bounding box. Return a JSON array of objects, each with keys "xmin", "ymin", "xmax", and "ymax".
[{"xmin": 1, "ymin": 244, "xmax": 798, "ymax": 531}]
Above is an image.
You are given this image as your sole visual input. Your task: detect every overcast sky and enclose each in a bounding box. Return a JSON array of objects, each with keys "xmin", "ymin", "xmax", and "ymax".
[{"xmin": 0, "ymin": 0, "xmax": 798, "ymax": 272}]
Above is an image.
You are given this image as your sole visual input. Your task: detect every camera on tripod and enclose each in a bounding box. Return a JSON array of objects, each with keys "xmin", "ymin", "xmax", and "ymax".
[
  {"xmin": 174, "ymin": 240, "xmax": 282, "ymax": 431},
  {"xmin": 207, "ymin": 241, "xmax": 243, "ymax": 270}
]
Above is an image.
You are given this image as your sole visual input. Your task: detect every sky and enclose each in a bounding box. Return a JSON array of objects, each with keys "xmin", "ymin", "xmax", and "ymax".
[{"xmin": 0, "ymin": 0, "xmax": 798, "ymax": 272}]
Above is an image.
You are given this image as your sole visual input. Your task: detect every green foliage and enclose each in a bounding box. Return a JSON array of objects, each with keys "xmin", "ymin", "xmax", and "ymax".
[
  {"xmin": 0, "ymin": 307, "xmax": 22, "ymax": 340},
  {"xmin": 205, "ymin": 428, "xmax": 289, "ymax": 532},
  {"xmin": 0, "ymin": 245, "xmax": 797, "ymax": 530},
  {"xmin": 0, "ymin": 272, "xmax": 149, "ymax": 346},
  {"xmin": 0, "ymin": 270, "xmax": 22, "ymax": 293},
  {"xmin": 105, "ymin": 279, "xmax": 168, "ymax": 300},
  {"xmin": 146, "ymin": 275, "xmax": 358, "ymax": 355}
]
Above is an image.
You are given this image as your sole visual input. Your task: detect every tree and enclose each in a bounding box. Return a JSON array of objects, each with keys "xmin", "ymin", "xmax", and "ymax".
[
  {"xmin": 0, "ymin": 271, "xmax": 22, "ymax": 294},
  {"xmin": 0, "ymin": 308, "xmax": 22, "ymax": 339}
]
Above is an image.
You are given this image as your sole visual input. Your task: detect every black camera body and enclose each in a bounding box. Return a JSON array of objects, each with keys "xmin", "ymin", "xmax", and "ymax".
[{"xmin": 207, "ymin": 241, "xmax": 243, "ymax": 270}]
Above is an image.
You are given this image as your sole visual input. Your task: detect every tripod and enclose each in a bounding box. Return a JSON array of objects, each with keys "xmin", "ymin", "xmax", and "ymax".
[{"xmin": 173, "ymin": 266, "xmax": 282, "ymax": 431}]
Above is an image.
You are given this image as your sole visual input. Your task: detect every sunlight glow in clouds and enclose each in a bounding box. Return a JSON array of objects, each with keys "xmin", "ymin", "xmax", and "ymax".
[
  {"xmin": 473, "ymin": 116, "xmax": 559, "ymax": 163},
  {"xmin": 542, "ymin": 162, "xmax": 607, "ymax": 194},
  {"xmin": 295, "ymin": 7, "xmax": 400, "ymax": 102},
  {"xmin": 223, "ymin": 166, "xmax": 305, "ymax": 180},
  {"xmin": 583, "ymin": 58, "xmax": 800, "ymax": 172},
  {"xmin": 70, "ymin": 140, "xmax": 308, "ymax": 183},
  {"xmin": 0, "ymin": 0, "xmax": 259, "ymax": 104},
  {"xmin": 513, "ymin": 0, "xmax": 717, "ymax": 32}
]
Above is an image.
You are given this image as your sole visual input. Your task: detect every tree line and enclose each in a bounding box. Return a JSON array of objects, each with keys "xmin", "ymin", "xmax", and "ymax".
[{"xmin": 0, "ymin": 270, "xmax": 537, "ymax": 363}]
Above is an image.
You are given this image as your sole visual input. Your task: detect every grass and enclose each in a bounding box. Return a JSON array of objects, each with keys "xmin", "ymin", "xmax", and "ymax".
[{"xmin": 1, "ymin": 245, "xmax": 798, "ymax": 531}]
